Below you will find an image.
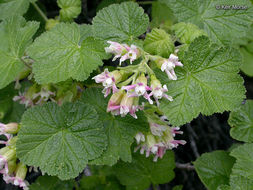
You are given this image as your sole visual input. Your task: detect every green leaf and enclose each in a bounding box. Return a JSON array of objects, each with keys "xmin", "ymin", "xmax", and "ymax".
[
  {"xmin": 217, "ymin": 185, "xmax": 231, "ymax": 190},
  {"xmin": 229, "ymin": 100, "xmax": 253, "ymax": 142},
  {"xmin": 230, "ymin": 143, "xmax": 253, "ymax": 179},
  {"xmin": 144, "ymin": 28, "xmax": 174, "ymax": 58},
  {"xmin": 150, "ymin": 1, "xmax": 176, "ymax": 30},
  {"xmin": 17, "ymin": 102, "xmax": 107, "ymax": 180},
  {"xmin": 113, "ymin": 151, "xmax": 175, "ymax": 190},
  {"xmin": 0, "ymin": 0, "xmax": 33, "ymax": 20},
  {"xmin": 0, "ymin": 16, "xmax": 39, "ymax": 89},
  {"xmin": 30, "ymin": 175, "xmax": 75, "ymax": 190},
  {"xmin": 157, "ymin": 36, "xmax": 245, "ymax": 126},
  {"xmin": 81, "ymin": 88, "xmax": 148, "ymax": 166},
  {"xmin": 80, "ymin": 175, "xmax": 124, "ymax": 190},
  {"xmin": 57, "ymin": 0, "xmax": 81, "ymax": 21},
  {"xmin": 240, "ymin": 47, "xmax": 253, "ymax": 77},
  {"xmin": 27, "ymin": 23, "xmax": 109, "ymax": 84},
  {"xmin": 160, "ymin": 0, "xmax": 253, "ymax": 45},
  {"xmin": 92, "ymin": 2, "xmax": 149, "ymax": 43},
  {"xmin": 172, "ymin": 22, "xmax": 207, "ymax": 44},
  {"xmin": 194, "ymin": 151, "xmax": 235, "ymax": 190},
  {"xmin": 229, "ymin": 174, "xmax": 253, "ymax": 190}
]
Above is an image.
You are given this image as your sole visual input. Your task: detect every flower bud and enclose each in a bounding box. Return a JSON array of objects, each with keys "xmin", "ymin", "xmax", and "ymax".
[
  {"xmin": 15, "ymin": 163, "xmax": 27, "ymax": 181},
  {"xmin": 3, "ymin": 123, "xmax": 19, "ymax": 134},
  {"xmin": 120, "ymin": 93, "xmax": 134, "ymax": 117},
  {"xmin": 107, "ymin": 90, "xmax": 124, "ymax": 115}
]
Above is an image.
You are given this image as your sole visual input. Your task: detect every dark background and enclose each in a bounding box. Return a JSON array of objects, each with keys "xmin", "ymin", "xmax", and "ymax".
[{"xmin": 1, "ymin": 0, "xmax": 253, "ymax": 189}]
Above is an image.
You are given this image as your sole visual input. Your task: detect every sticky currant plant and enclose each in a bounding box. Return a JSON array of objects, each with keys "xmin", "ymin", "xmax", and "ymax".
[{"xmin": 0, "ymin": 0, "xmax": 253, "ymax": 189}]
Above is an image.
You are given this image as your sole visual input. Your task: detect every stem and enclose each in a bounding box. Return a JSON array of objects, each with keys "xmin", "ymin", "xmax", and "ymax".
[
  {"xmin": 137, "ymin": 1, "xmax": 154, "ymax": 5},
  {"xmin": 176, "ymin": 163, "xmax": 195, "ymax": 171},
  {"xmin": 32, "ymin": 2, "xmax": 48, "ymax": 22},
  {"xmin": 144, "ymin": 62, "xmax": 154, "ymax": 75},
  {"xmin": 21, "ymin": 57, "xmax": 32, "ymax": 70}
]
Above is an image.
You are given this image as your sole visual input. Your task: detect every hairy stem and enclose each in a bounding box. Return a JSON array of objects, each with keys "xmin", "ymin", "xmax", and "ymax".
[
  {"xmin": 32, "ymin": 2, "xmax": 48, "ymax": 22},
  {"xmin": 176, "ymin": 163, "xmax": 195, "ymax": 171}
]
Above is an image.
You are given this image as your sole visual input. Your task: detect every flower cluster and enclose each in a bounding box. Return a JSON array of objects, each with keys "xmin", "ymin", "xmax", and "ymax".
[
  {"xmin": 13, "ymin": 85, "xmax": 55, "ymax": 108},
  {"xmin": 0, "ymin": 123, "xmax": 29, "ymax": 190},
  {"xmin": 134, "ymin": 116, "xmax": 186, "ymax": 161},
  {"xmin": 93, "ymin": 41, "xmax": 183, "ymax": 119},
  {"xmin": 13, "ymin": 82, "xmax": 83, "ymax": 107}
]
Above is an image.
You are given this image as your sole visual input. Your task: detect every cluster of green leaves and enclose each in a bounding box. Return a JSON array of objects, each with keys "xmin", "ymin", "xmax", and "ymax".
[
  {"xmin": 29, "ymin": 152, "xmax": 175, "ymax": 190},
  {"xmin": 195, "ymin": 100, "xmax": 253, "ymax": 189}
]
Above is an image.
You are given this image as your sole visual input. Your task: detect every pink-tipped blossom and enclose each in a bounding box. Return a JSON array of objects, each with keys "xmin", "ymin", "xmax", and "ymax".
[
  {"xmin": 149, "ymin": 77, "xmax": 173, "ymax": 106},
  {"xmin": 135, "ymin": 117, "xmax": 185, "ymax": 161},
  {"xmin": 122, "ymin": 74, "xmax": 153, "ymax": 104},
  {"xmin": 107, "ymin": 90, "xmax": 124, "ymax": 116},
  {"xmin": 3, "ymin": 163, "xmax": 29, "ymax": 190},
  {"xmin": 33, "ymin": 89, "xmax": 55, "ymax": 105},
  {"xmin": 93, "ymin": 69, "xmax": 123, "ymax": 97},
  {"xmin": 119, "ymin": 45, "xmax": 140, "ymax": 65},
  {"xmin": 13, "ymin": 92, "xmax": 33, "ymax": 108},
  {"xmin": 105, "ymin": 41, "xmax": 128, "ymax": 61},
  {"xmin": 161, "ymin": 54, "xmax": 183, "ymax": 80},
  {"xmin": 0, "ymin": 123, "xmax": 19, "ymax": 135}
]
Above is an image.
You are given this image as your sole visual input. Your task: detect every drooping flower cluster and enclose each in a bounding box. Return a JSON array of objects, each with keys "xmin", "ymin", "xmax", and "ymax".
[
  {"xmin": 0, "ymin": 123, "xmax": 29, "ymax": 190},
  {"xmin": 13, "ymin": 82, "xmax": 83, "ymax": 107},
  {"xmin": 13, "ymin": 85, "xmax": 56, "ymax": 107},
  {"xmin": 134, "ymin": 116, "xmax": 186, "ymax": 161},
  {"xmin": 93, "ymin": 41, "xmax": 183, "ymax": 119}
]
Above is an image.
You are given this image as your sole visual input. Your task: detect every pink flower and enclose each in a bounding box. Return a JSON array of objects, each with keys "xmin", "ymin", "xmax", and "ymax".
[
  {"xmin": 119, "ymin": 45, "xmax": 140, "ymax": 65},
  {"xmin": 149, "ymin": 76, "xmax": 173, "ymax": 106},
  {"xmin": 33, "ymin": 88, "xmax": 55, "ymax": 105},
  {"xmin": 105, "ymin": 41, "xmax": 128, "ymax": 61},
  {"xmin": 122, "ymin": 74, "xmax": 153, "ymax": 104},
  {"xmin": 13, "ymin": 92, "xmax": 33, "ymax": 107},
  {"xmin": 134, "ymin": 117, "xmax": 186, "ymax": 161},
  {"xmin": 3, "ymin": 163, "xmax": 29, "ymax": 190},
  {"xmin": 92, "ymin": 69, "xmax": 121, "ymax": 97},
  {"xmin": 161, "ymin": 54, "xmax": 183, "ymax": 80},
  {"xmin": 107, "ymin": 90, "xmax": 124, "ymax": 116}
]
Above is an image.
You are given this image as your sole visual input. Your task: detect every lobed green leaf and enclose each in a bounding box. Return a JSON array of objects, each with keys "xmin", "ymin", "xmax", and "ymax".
[
  {"xmin": 17, "ymin": 102, "xmax": 107, "ymax": 180},
  {"xmin": 157, "ymin": 36, "xmax": 245, "ymax": 126}
]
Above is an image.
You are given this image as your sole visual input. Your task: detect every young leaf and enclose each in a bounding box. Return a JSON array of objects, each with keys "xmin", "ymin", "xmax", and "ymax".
[
  {"xmin": 194, "ymin": 151, "xmax": 235, "ymax": 190},
  {"xmin": 30, "ymin": 175, "xmax": 75, "ymax": 190},
  {"xmin": 160, "ymin": 0, "xmax": 253, "ymax": 45},
  {"xmin": 17, "ymin": 102, "xmax": 107, "ymax": 180},
  {"xmin": 92, "ymin": 2, "xmax": 149, "ymax": 43},
  {"xmin": 81, "ymin": 88, "xmax": 148, "ymax": 166},
  {"xmin": 228, "ymin": 100, "xmax": 253, "ymax": 142},
  {"xmin": 144, "ymin": 28, "xmax": 174, "ymax": 58},
  {"xmin": 0, "ymin": 16, "xmax": 39, "ymax": 89},
  {"xmin": 27, "ymin": 23, "xmax": 109, "ymax": 84},
  {"xmin": 113, "ymin": 151, "xmax": 175, "ymax": 190},
  {"xmin": 150, "ymin": 1, "xmax": 175, "ymax": 29},
  {"xmin": 172, "ymin": 22, "xmax": 207, "ymax": 44},
  {"xmin": 157, "ymin": 36, "xmax": 245, "ymax": 126},
  {"xmin": 230, "ymin": 143, "xmax": 253, "ymax": 179},
  {"xmin": 57, "ymin": 0, "xmax": 81, "ymax": 21},
  {"xmin": 0, "ymin": 0, "xmax": 34, "ymax": 20}
]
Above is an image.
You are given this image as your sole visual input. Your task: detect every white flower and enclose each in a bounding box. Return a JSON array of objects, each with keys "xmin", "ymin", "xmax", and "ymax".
[{"xmin": 161, "ymin": 54, "xmax": 183, "ymax": 80}]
